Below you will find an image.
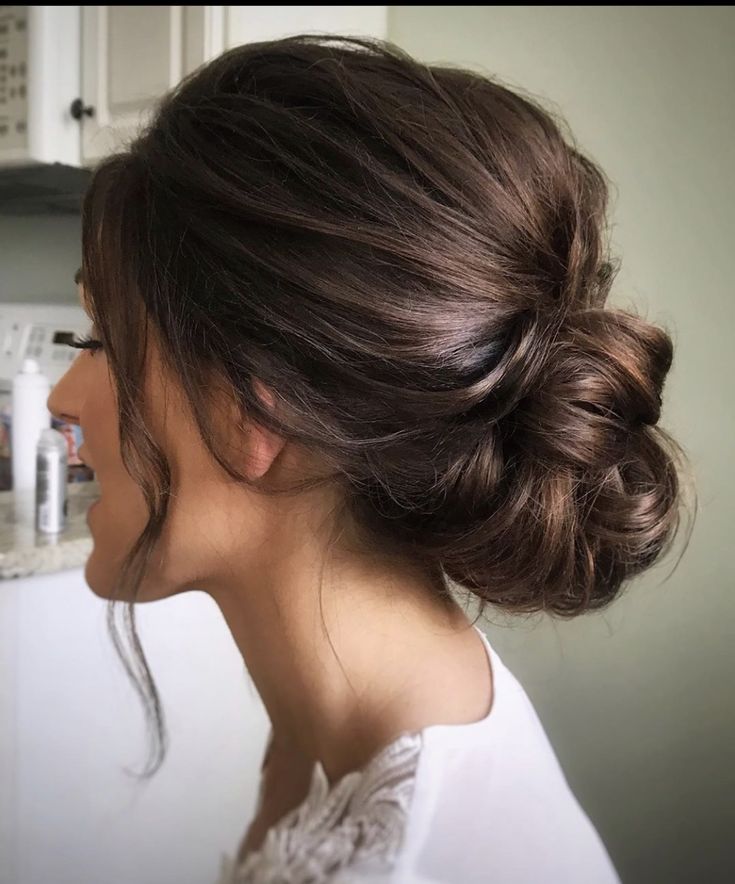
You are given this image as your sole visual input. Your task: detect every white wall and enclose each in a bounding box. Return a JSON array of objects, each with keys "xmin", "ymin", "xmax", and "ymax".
[{"xmin": 387, "ymin": 7, "xmax": 733, "ymax": 883}]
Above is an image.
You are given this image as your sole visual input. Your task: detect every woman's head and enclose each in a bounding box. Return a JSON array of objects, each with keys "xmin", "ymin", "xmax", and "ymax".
[{"xmin": 49, "ymin": 33, "xmax": 689, "ymax": 774}]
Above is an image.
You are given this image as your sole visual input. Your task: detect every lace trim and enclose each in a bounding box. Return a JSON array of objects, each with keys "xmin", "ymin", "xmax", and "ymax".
[{"xmin": 219, "ymin": 731, "xmax": 423, "ymax": 884}]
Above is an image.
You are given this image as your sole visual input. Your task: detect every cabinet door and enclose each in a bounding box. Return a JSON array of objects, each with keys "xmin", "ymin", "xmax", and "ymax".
[{"xmin": 80, "ymin": 5, "xmax": 222, "ymax": 166}]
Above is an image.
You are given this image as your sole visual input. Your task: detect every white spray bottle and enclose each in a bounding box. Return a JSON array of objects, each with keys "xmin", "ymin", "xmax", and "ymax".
[{"xmin": 12, "ymin": 357, "xmax": 51, "ymax": 493}]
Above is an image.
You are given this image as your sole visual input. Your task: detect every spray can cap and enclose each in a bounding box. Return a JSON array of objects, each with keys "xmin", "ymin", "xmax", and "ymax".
[{"xmin": 21, "ymin": 357, "xmax": 41, "ymax": 374}]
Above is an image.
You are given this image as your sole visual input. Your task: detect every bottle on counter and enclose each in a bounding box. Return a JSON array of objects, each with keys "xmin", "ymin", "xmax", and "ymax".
[
  {"xmin": 12, "ymin": 357, "xmax": 51, "ymax": 493},
  {"xmin": 51, "ymin": 418, "xmax": 94, "ymax": 483},
  {"xmin": 36, "ymin": 428, "xmax": 68, "ymax": 534}
]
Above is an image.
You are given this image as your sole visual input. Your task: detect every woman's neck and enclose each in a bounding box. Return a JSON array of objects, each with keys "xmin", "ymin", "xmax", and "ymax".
[{"xmin": 206, "ymin": 542, "xmax": 486, "ymax": 787}]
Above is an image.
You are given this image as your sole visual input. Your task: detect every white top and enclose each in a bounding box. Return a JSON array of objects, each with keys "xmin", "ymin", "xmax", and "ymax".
[{"xmin": 215, "ymin": 624, "xmax": 622, "ymax": 884}]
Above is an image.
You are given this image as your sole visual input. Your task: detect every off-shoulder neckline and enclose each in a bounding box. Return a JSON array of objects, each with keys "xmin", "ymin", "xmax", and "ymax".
[
  {"xmin": 224, "ymin": 623, "xmax": 498, "ymax": 882},
  {"xmin": 310, "ymin": 621, "xmax": 498, "ymax": 790}
]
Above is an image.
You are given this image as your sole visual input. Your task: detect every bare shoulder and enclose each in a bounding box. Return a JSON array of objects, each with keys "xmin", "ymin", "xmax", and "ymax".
[{"xmin": 235, "ymin": 726, "xmax": 316, "ymax": 864}]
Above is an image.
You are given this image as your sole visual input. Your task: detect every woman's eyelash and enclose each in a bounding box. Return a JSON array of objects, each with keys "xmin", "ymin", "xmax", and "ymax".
[{"xmin": 68, "ymin": 334, "xmax": 103, "ymax": 353}]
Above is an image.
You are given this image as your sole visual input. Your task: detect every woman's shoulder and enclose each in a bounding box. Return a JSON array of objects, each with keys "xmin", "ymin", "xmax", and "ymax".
[
  {"xmin": 213, "ymin": 626, "xmax": 621, "ymax": 883},
  {"xmin": 215, "ymin": 730, "xmax": 424, "ymax": 884}
]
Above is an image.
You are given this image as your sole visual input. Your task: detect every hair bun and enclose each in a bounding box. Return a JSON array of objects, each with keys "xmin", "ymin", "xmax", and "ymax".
[
  {"xmin": 509, "ymin": 306, "xmax": 673, "ymax": 470},
  {"xmin": 437, "ymin": 302, "xmax": 685, "ymax": 616}
]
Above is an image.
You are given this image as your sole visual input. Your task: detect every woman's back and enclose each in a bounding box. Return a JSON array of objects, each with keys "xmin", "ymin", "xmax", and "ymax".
[{"xmin": 216, "ymin": 625, "xmax": 621, "ymax": 883}]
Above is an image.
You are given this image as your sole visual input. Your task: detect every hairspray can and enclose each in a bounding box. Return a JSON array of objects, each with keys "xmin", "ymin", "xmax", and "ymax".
[{"xmin": 36, "ymin": 428, "xmax": 68, "ymax": 534}]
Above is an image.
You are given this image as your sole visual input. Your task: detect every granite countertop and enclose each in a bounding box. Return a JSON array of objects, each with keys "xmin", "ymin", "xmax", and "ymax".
[{"xmin": 0, "ymin": 481, "xmax": 98, "ymax": 579}]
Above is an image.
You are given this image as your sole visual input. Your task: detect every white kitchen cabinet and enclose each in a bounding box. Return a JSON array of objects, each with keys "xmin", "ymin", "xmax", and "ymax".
[
  {"xmin": 79, "ymin": 4, "xmax": 388, "ymax": 166},
  {"xmin": 1, "ymin": 564, "xmax": 270, "ymax": 884},
  {"xmin": 79, "ymin": 5, "xmax": 224, "ymax": 165}
]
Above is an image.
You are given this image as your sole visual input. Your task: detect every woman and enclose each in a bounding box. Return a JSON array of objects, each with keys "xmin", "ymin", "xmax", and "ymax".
[{"xmin": 49, "ymin": 33, "xmax": 686, "ymax": 884}]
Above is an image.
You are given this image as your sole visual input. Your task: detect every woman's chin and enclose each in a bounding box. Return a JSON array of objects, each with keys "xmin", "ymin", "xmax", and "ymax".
[
  {"xmin": 83, "ymin": 556, "xmax": 116, "ymax": 601},
  {"xmin": 83, "ymin": 555, "xmax": 182, "ymax": 604},
  {"xmin": 83, "ymin": 551, "xmax": 131, "ymax": 602}
]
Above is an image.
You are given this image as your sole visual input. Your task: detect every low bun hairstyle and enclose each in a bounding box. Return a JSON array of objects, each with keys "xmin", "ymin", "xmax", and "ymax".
[
  {"xmin": 81, "ymin": 34, "xmax": 690, "ymax": 775},
  {"xmin": 439, "ymin": 307, "xmax": 680, "ymax": 614}
]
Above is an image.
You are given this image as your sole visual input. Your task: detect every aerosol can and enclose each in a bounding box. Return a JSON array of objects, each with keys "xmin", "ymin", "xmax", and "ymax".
[{"xmin": 36, "ymin": 428, "xmax": 68, "ymax": 534}]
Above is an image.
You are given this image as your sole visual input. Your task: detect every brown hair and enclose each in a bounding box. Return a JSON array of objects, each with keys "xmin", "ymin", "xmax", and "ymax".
[{"xmin": 80, "ymin": 33, "xmax": 692, "ymax": 777}]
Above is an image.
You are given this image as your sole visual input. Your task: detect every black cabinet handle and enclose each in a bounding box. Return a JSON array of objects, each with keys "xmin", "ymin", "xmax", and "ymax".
[{"xmin": 69, "ymin": 98, "xmax": 95, "ymax": 120}]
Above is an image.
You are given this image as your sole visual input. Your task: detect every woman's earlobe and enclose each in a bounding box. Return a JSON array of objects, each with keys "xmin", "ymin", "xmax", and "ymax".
[
  {"xmin": 245, "ymin": 380, "xmax": 286, "ymax": 481},
  {"xmin": 244, "ymin": 422, "xmax": 286, "ymax": 480}
]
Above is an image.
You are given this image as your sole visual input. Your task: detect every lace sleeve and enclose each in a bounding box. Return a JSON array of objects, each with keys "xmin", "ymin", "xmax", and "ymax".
[{"xmin": 216, "ymin": 732, "xmax": 423, "ymax": 884}]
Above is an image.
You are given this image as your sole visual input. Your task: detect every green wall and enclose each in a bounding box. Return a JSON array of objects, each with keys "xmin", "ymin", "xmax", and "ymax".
[{"xmin": 388, "ymin": 6, "xmax": 734, "ymax": 883}]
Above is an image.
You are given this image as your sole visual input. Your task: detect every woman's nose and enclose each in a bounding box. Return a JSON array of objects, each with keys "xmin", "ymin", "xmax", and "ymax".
[{"xmin": 46, "ymin": 365, "xmax": 83, "ymax": 426}]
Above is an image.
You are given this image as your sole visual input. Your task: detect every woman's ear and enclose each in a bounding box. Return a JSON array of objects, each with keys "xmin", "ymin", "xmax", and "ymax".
[
  {"xmin": 243, "ymin": 379, "xmax": 286, "ymax": 481},
  {"xmin": 253, "ymin": 378, "xmax": 276, "ymax": 413}
]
